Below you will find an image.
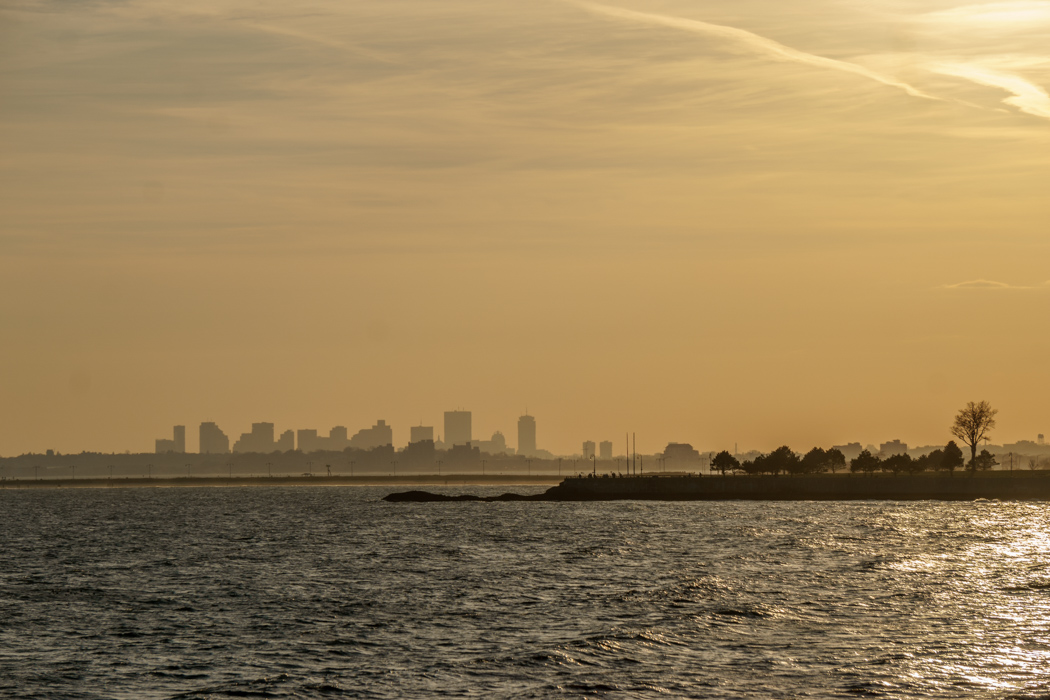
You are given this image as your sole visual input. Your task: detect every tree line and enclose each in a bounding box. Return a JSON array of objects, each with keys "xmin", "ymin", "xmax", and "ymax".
[
  {"xmin": 710, "ymin": 401, "xmax": 1003, "ymax": 477},
  {"xmin": 710, "ymin": 441, "xmax": 999, "ymax": 477}
]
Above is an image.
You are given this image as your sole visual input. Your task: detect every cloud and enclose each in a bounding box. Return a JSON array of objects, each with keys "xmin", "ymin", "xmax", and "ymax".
[
  {"xmin": 921, "ymin": 1, "xmax": 1050, "ymax": 25},
  {"xmin": 931, "ymin": 63, "xmax": 1050, "ymax": 120},
  {"xmin": 569, "ymin": 1, "xmax": 938, "ymax": 100},
  {"xmin": 943, "ymin": 279, "xmax": 1050, "ymax": 290}
]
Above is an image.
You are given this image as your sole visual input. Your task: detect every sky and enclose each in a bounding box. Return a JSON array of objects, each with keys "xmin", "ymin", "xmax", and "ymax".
[{"xmin": 2, "ymin": 0, "xmax": 1049, "ymax": 456}]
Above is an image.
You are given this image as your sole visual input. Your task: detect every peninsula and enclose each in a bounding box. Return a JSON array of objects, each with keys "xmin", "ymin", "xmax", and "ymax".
[{"xmin": 384, "ymin": 471, "xmax": 1050, "ymax": 502}]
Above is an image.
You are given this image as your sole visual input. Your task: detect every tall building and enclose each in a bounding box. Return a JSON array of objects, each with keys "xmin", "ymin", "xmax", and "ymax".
[
  {"xmin": 298, "ymin": 426, "xmax": 352, "ymax": 453},
  {"xmin": 297, "ymin": 429, "xmax": 319, "ymax": 453},
  {"xmin": 410, "ymin": 425, "xmax": 434, "ymax": 444},
  {"xmin": 444, "ymin": 411, "xmax": 472, "ymax": 447},
  {"xmin": 599, "ymin": 440, "xmax": 613, "ymax": 460},
  {"xmin": 276, "ymin": 430, "xmax": 294, "ymax": 452},
  {"xmin": 349, "ymin": 420, "xmax": 393, "ymax": 450},
  {"xmin": 517, "ymin": 415, "xmax": 536, "ymax": 456},
  {"xmin": 582, "ymin": 441, "xmax": 596, "ymax": 460},
  {"xmin": 880, "ymin": 439, "xmax": 908, "ymax": 456},
  {"xmin": 233, "ymin": 422, "xmax": 278, "ymax": 453},
  {"xmin": 155, "ymin": 425, "xmax": 186, "ymax": 454},
  {"xmin": 199, "ymin": 422, "xmax": 230, "ymax": 454},
  {"xmin": 662, "ymin": 443, "xmax": 701, "ymax": 470}
]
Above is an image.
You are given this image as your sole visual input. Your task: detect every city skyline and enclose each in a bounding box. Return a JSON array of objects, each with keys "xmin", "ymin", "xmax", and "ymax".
[{"xmin": 108, "ymin": 412, "xmax": 1050, "ymax": 460}]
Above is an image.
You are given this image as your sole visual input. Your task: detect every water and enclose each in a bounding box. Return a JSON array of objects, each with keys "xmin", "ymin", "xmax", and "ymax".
[{"xmin": 3, "ymin": 487, "xmax": 1050, "ymax": 699}]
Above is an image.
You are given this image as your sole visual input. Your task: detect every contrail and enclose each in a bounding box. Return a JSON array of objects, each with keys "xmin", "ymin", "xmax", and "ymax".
[
  {"xmin": 570, "ymin": 1, "xmax": 937, "ymax": 100},
  {"xmin": 930, "ymin": 63, "xmax": 1050, "ymax": 120}
]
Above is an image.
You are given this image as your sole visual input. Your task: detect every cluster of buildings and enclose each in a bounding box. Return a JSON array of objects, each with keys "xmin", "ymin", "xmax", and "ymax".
[{"xmin": 158, "ymin": 411, "xmax": 571, "ymax": 458}]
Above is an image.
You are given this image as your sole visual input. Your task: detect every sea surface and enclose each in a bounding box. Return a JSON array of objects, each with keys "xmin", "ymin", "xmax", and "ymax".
[{"xmin": 3, "ymin": 486, "xmax": 1050, "ymax": 699}]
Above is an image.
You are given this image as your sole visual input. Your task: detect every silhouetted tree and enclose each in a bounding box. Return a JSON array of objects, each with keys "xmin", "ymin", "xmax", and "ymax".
[
  {"xmin": 943, "ymin": 441, "xmax": 964, "ymax": 474},
  {"xmin": 765, "ymin": 446, "xmax": 799, "ymax": 476},
  {"xmin": 913, "ymin": 449, "xmax": 942, "ymax": 473},
  {"xmin": 740, "ymin": 459, "xmax": 759, "ymax": 475},
  {"xmin": 711, "ymin": 450, "xmax": 739, "ymax": 476},
  {"xmin": 951, "ymin": 400, "xmax": 998, "ymax": 468},
  {"xmin": 850, "ymin": 450, "xmax": 881, "ymax": 475},
  {"xmin": 883, "ymin": 453, "xmax": 912, "ymax": 474},
  {"xmin": 825, "ymin": 448, "xmax": 846, "ymax": 474},
  {"xmin": 801, "ymin": 447, "xmax": 827, "ymax": 475},
  {"xmin": 972, "ymin": 449, "xmax": 998, "ymax": 471}
]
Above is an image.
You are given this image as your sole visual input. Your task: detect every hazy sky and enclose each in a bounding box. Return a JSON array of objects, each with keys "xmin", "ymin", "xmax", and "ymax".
[{"xmin": 2, "ymin": 0, "xmax": 1049, "ymax": 455}]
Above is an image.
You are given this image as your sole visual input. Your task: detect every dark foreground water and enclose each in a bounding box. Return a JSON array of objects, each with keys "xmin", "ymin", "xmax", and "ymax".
[{"xmin": 3, "ymin": 488, "xmax": 1050, "ymax": 699}]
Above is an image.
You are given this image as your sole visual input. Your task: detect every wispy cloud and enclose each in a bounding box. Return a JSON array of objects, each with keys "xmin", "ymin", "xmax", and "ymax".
[
  {"xmin": 943, "ymin": 279, "xmax": 1050, "ymax": 290},
  {"xmin": 921, "ymin": 1, "xmax": 1050, "ymax": 25},
  {"xmin": 570, "ymin": 1, "xmax": 937, "ymax": 100},
  {"xmin": 931, "ymin": 63, "xmax": 1050, "ymax": 120}
]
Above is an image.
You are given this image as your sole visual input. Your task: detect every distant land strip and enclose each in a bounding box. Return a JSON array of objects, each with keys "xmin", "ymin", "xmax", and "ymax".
[
  {"xmin": 386, "ymin": 472, "xmax": 1050, "ymax": 502},
  {"xmin": 0, "ymin": 474, "xmax": 562, "ymax": 489}
]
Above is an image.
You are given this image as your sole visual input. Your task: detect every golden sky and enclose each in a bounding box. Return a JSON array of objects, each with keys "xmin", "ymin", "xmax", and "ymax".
[{"xmin": 2, "ymin": 0, "xmax": 1049, "ymax": 455}]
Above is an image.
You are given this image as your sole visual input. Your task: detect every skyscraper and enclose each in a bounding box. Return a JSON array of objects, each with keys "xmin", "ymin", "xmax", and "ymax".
[
  {"xmin": 517, "ymin": 414, "xmax": 536, "ymax": 456},
  {"xmin": 410, "ymin": 425, "xmax": 434, "ymax": 444},
  {"xmin": 582, "ymin": 441, "xmax": 596, "ymax": 460},
  {"xmin": 155, "ymin": 425, "xmax": 186, "ymax": 454},
  {"xmin": 444, "ymin": 411, "xmax": 472, "ymax": 447},
  {"xmin": 599, "ymin": 440, "xmax": 613, "ymax": 460},
  {"xmin": 199, "ymin": 422, "xmax": 230, "ymax": 454}
]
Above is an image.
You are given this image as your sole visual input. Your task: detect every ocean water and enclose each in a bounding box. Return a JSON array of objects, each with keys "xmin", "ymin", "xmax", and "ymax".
[{"xmin": 3, "ymin": 487, "xmax": 1050, "ymax": 699}]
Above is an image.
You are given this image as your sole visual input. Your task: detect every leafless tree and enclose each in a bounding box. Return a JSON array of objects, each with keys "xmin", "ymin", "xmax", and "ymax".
[{"xmin": 950, "ymin": 401, "xmax": 998, "ymax": 469}]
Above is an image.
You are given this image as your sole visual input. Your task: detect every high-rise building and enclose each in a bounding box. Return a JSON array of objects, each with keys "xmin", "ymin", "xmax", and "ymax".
[
  {"xmin": 444, "ymin": 411, "xmax": 472, "ymax": 447},
  {"xmin": 349, "ymin": 420, "xmax": 394, "ymax": 450},
  {"xmin": 582, "ymin": 441, "xmax": 596, "ymax": 460},
  {"xmin": 880, "ymin": 439, "xmax": 908, "ymax": 456},
  {"xmin": 517, "ymin": 415, "xmax": 536, "ymax": 457},
  {"xmin": 199, "ymin": 422, "xmax": 230, "ymax": 454},
  {"xmin": 410, "ymin": 425, "xmax": 434, "ymax": 444},
  {"xmin": 233, "ymin": 422, "xmax": 278, "ymax": 453},
  {"xmin": 297, "ymin": 429, "xmax": 319, "ymax": 453},
  {"xmin": 599, "ymin": 440, "xmax": 613, "ymax": 460},
  {"xmin": 298, "ymin": 426, "xmax": 352, "ymax": 453},
  {"xmin": 275, "ymin": 430, "xmax": 294, "ymax": 452},
  {"xmin": 155, "ymin": 425, "xmax": 186, "ymax": 454}
]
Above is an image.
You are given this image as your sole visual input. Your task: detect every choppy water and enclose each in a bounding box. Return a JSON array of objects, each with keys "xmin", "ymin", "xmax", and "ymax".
[{"xmin": 4, "ymin": 487, "xmax": 1050, "ymax": 698}]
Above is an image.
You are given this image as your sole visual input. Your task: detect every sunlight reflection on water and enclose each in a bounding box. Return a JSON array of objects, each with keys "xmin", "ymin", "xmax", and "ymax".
[{"xmin": 4, "ymin": 488, "xmax": 1050, "ymax": 698}]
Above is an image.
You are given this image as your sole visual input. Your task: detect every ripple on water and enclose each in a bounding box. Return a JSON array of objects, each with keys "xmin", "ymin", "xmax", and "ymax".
[{"xmin": 3, "ymin": 489, "xmax": 1050, "ymax": 698}]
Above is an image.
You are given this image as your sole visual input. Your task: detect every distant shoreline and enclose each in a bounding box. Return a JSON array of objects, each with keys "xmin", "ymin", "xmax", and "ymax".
[
  {"xmin": 0, "ymin": 474, "xmax": 562, "ymax": 490},
  {"xmin": 386, "ymin": 471, "xmax": 1050, "ymax": 502}
]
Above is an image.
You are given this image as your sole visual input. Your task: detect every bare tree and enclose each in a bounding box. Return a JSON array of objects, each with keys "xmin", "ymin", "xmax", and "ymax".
[{"xmin": 950, "ymin": 401, "xmax": 998, "ymax": 469}]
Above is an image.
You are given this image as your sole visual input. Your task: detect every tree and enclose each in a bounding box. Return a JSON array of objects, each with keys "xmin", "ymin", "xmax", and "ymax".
[
  {"xmin": 914, "ymin": 449, "xmax": 942, "ymax": 473},
  {"xmin": 711, "ymin": 450, "xmax": 739, "ymax": 476},
  {"xmin": 883, "ymin": 453, "xmax": 912, "ymax": 474},
  {"xmin": 972, "ymin": 449, "xmax": 998, "ymax": 471},
  {"xmin": 950, "ymin": 401, "xmax": 998, "ymax": 467},
  {"xmin": 766, "ymin": 446, "xmax": 800, "ymax": 476},
  {"xmin": 825, "ymin": 448, "xmax": 846, "ymax": 474},
  {"xmin": 943, "ymin": 441, "xmax": 964, "ymax": 474},
  {"xmin": 850, "ymin": 450, "xmax": 881, "ymax": 475},
  {"xmin": 801, "ymin": 447, "xmax": 827, "ymax": 475}
]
